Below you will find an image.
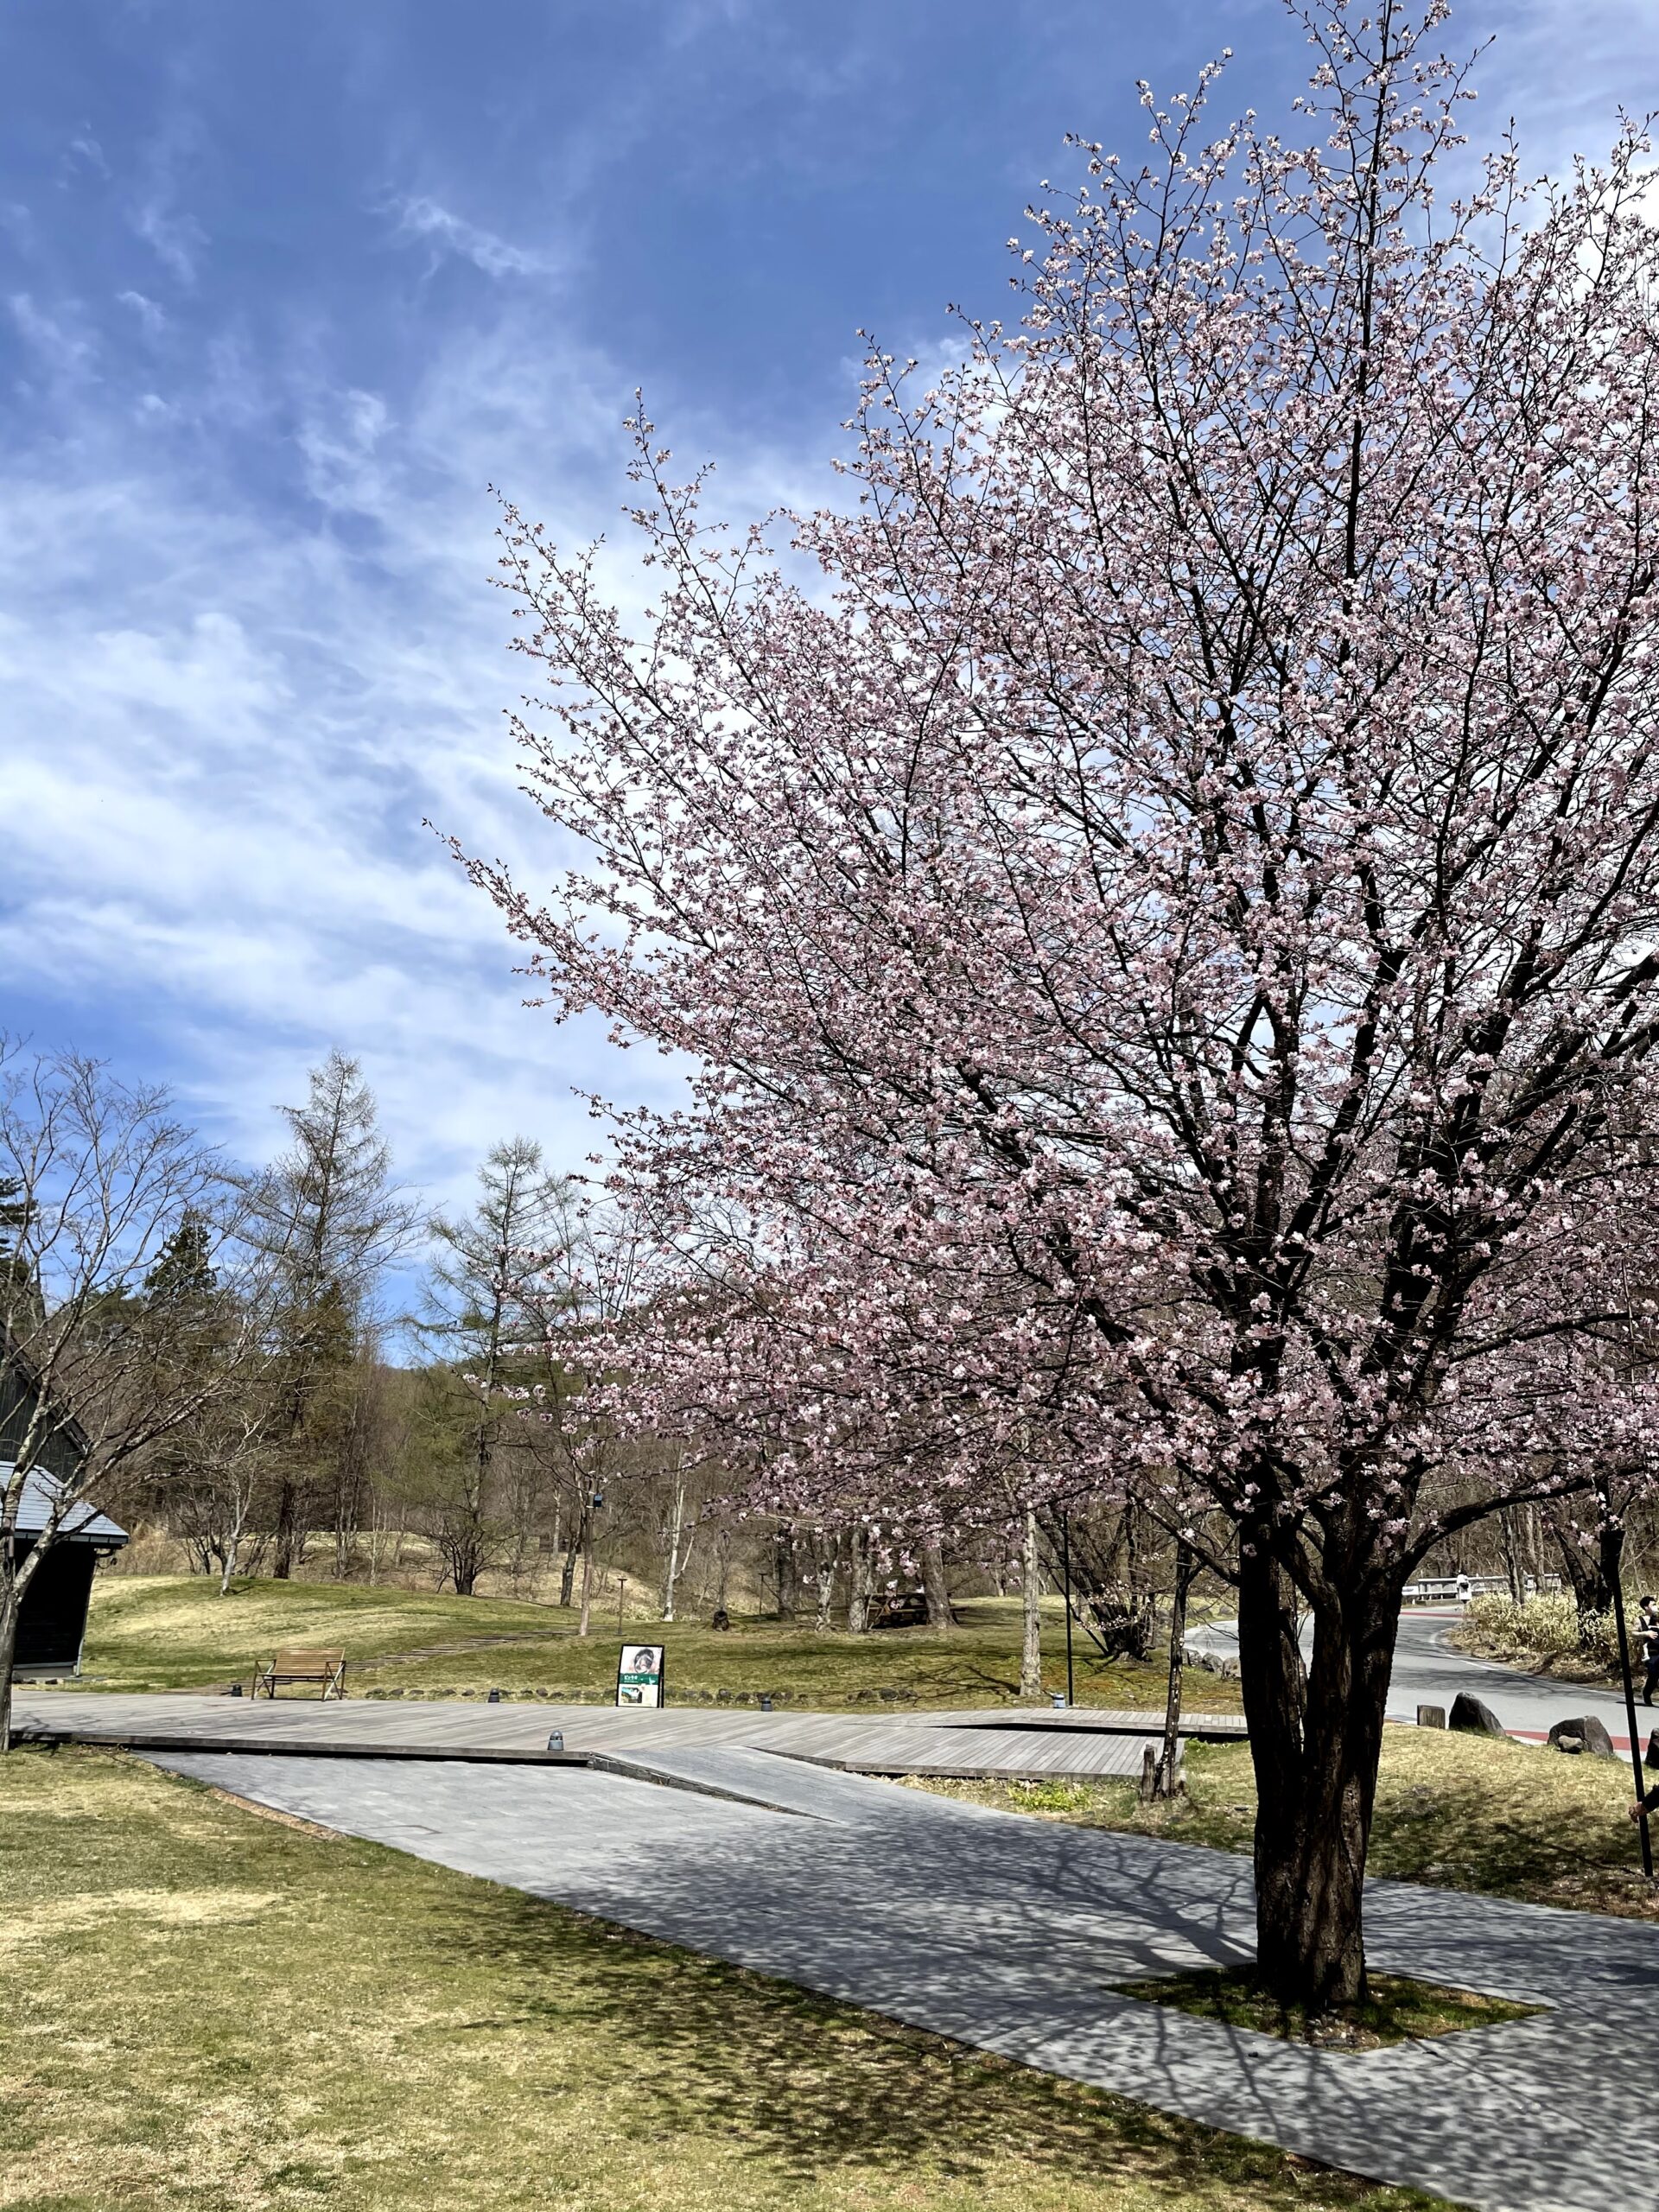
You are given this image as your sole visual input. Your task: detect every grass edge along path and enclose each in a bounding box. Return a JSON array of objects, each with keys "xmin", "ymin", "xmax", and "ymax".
[
  {"xmin": 1110, "ymin": 1967, "xmax": 1539, "ymax": 2051},
  {"xmin": 0, "ymin": 1746, "xmax": 1437, "ymax": 2212},
  {"xmin": 902, "ymin": 1730, "xmax": 1659, "ymax": 1921}
]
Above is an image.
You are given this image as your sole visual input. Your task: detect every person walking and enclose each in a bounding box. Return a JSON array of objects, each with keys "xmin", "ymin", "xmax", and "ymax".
[{"xmin": 1640, "ymin": 1597, "xmax": 1659, "ymax": 1708}]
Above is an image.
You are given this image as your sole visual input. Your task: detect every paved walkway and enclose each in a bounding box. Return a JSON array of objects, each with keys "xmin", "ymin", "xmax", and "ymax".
[
  {"xmin": 1191, "ymin": 1611, "xmax": 1653, "ymax": 1746},
  {"xmin": 13, "ymin": 1689, "xmax": 1243, "ymax": 1780},
  {"xmin": 146, "ymin": 1737, "xmax": 1654, "ymax": 2212}
]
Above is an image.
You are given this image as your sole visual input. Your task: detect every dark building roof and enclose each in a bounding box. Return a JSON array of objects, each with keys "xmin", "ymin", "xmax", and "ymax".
[
  {"xmin": 7, "ymin": 1466, "xmax": 127, "ymax": 1546},
  {"xmin": 0, "ymin": 1324, "xmax": 92, "ymax": 1485}
]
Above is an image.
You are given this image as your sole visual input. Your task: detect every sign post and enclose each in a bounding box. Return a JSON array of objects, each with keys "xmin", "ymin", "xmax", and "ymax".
[{"xmin": 615, "ymin": 1643, "xmax": 666, "ymax": 1708}]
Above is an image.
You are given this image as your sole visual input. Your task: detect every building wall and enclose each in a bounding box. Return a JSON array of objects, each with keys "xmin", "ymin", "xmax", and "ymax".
[{"xmin": 14, "ymin": 1537, "xmax": 98, "ymax": 1671}]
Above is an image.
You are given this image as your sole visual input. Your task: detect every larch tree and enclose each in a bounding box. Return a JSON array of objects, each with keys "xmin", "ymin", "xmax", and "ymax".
[
  {"xmin": 414, "ymin": 1137, "xmax": 568, "ymax": 1596},
  {"xmin": 508, "ymin": 1189, "xmax": 653, "ymax": 1635},
  {"xmin": 467, "ymin": 3, "xmax": 1659, "ymax": 2013},
  {"xmin": 252, "ymin": 1052, "xmax": 417, "ymax": 1578}
]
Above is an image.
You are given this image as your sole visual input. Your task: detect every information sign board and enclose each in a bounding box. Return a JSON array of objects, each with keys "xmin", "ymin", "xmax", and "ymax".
[{"xmin": 616, "ymin": 1643, "xmax": 666, "ymax": 1707}]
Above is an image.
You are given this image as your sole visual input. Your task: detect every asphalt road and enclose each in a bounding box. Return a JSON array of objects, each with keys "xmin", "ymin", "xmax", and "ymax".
[{"xmin": 1191, "ymin": 1608, "xmax": 1653, "ymax": 1744}]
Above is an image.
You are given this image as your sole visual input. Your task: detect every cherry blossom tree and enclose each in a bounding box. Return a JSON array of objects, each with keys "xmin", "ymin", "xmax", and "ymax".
[{"xmin": 467, "ymin": 2, "xmax": 1659, "ymax": 2012}]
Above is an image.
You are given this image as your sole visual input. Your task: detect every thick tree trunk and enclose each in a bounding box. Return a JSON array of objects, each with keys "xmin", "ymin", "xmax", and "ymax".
[
  {"xmin": 920, "ymin": 1540, "xmax": 953, "ymax": 1633},
  {"xmin": 560, "ymin": 1523, "xmax": 579, "ymax": 1609},
  {"xmin": 1020, "ymin": 1512, "xmax": 1044, "ymax": 1699},
  {"xmin": 815, "ymin": 1548, "xmax": 836, "ymax": 1633},
  {"xmin": 1236, "ymin": 1543, "xmax": 1399, "ymax": 2015},
  {"xmin": 1545, "ymin": 1504, "xmax": 1622, "ymax": 1640}
]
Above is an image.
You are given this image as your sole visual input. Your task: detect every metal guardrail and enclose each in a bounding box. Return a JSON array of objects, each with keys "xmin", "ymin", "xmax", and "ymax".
[{"xmin": 1401, "ymin": 1574, "xmax": 1560, "ymax": 1605}]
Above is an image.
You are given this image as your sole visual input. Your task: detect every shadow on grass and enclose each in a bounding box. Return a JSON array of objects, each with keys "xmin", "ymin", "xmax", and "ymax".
[
  {"xmin": 1153, "ymin": 1737, "xmax": 1659, "ymax": 1916},
  {"xmin": 435, "ymin": 1878, "xmax": 1418, "ymax": 2207}
]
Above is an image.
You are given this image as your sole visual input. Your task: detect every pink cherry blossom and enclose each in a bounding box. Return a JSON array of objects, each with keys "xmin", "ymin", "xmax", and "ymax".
[{"xmin": 464, "ymin": 2, "xmax": 1659, "ymax": 2012}]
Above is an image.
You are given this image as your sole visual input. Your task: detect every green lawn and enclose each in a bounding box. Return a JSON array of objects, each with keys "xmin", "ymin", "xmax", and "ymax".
[
  {"xmin": 0, "ymin": 1745, "xmax": 1435, "ymax": 2212},
  {"xmin": 68, "ymin": 1573, "xmax": 1239, "ymax": 1711},
  {"xmin": 907, "ymin": 1728, "xmax": 1659, "ymax": 1919},
  {"xmin": 71, "ymin": 1573, "xmax": 568, "ymax": 1693}
]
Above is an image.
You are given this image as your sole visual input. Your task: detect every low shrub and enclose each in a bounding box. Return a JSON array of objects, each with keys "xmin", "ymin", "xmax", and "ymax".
[{"xmin": 1465, "ymin": 1589, "xmax": 1619, "ymax": 1670}]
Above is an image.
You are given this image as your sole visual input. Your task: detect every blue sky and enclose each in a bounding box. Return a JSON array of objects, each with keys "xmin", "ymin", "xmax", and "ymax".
[{"xmin": 0, "ymin": 0, "xmax": 1649, "ymax": 1208}]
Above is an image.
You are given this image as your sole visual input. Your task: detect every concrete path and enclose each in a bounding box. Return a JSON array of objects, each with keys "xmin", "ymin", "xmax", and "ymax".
[
  {"xmin": 1191, "ymin": 1612, "xmax": 1652, "ymax": 1745},
  {"xmin": 1386, "ymin": 1612, "xmax": 1650, "ymax": 1745},
  {"xmin": 148, "ymin": 1739, "xmax": 1656, "ymax": 2212}
]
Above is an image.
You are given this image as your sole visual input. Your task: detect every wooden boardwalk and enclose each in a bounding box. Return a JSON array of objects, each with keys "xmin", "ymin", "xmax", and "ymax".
[{"xmin": 13, "ymin": 1691, "xmax": 1243, "ymax": 1782}]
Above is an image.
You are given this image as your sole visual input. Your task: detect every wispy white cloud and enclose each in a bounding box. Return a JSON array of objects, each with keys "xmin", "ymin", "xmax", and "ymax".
[
  {"xmin": 0, "ymin": 277, "xmax": 766, "ymax": 1203},
  {"xmin": 116, "ymin": 288, "xmax": 167, "ymax": 339},
  {"xmin": 15, "ymin": 0, "xmax": 1644, "ymax": 1219},
  {"xmin": 124, "ymin": 99, "xmax": 211, "ymax": 287},
  {"xmin": 8, "ymin": 292, "xmax": 97, "ymax": 380},
  {"xmin": 296, "ymin": 386, "xmax": 393, "ymax": 513},
  {"xmin": 132, "ymin": 194, "xmax": 206, "ymax": 284},
  {"xmin": 63, "ymin": 130, "xmax": 110, "ymax": 182},
  {"xmin": 1463, "ymin": 0, "xmax": 1659, "ymax": 166},
  {"xmin": 386, "ymin": 194, "xmax": 563, "ymax": 282}
]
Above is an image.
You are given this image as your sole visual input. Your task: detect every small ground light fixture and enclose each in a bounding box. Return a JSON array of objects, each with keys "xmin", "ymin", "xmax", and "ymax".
[
  {"xmin": 487, "ymin": 1688, "xmax": 501, "ymax": 1703},
  {"xmin": 1051, "ymin": 1692, "xmax": 1067, "ymax": 1709},
  {"xmin": 760, "ymin": 1694, "xmax": 773, "ymax": 1713},
  {"xmin": 547, "ymin": 1729, "xmax": 564, "ymax": 1753},
  {"xmin": 229, "ymin": 1682, "xmax": 243, "ymax": 1697}
]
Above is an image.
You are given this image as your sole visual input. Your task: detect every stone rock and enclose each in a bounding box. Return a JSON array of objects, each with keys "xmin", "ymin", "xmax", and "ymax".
[
  {"xmin": 1449, "ymin": 1693, "xmax": 1507, "ymax": 1737},
  {"xmin": 1416, "ymin": 1704, "xmax": 1446, "ymax": 1730},
  {"xmin": 1582, "ymin": 1716, "xmax": 1616, "ymax": 1758},
  {"xmin": 1548, "ymin": 1714, "xmax": 1616, "ymax": 1759}
]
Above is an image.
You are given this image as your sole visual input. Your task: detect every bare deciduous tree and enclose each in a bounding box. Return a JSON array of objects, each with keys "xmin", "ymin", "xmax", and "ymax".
[{"xmin": 0, "ymin": 1047, "xmax": 266, "ymax": 1748}]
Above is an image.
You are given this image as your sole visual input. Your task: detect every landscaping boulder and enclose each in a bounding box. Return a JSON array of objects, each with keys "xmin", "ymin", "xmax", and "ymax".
[
  {"xmin": 1416, "ymin": 1704, "xmax": 1446, "ymax": 1730},
  {"xmin": 1547, "ymin": 1714, "xmax": 1616, "ymax": 1759},
  {"xmin": 1449, "ymin": 1693, "xmax": 1507, "ymax": 1737}
]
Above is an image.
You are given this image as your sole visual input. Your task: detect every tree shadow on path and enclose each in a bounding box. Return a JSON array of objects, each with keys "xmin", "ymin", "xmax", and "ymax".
[{"xmin": 442, "ymin": 1878, "xmax": 1424, "ymax": 2209}]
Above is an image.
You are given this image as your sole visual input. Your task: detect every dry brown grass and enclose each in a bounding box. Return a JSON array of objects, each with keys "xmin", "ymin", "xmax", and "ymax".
[
  {"xmin": 906, "ymin": 1727, "xmax": 1659, "ymax": 1919},
  {"xmin": 0, "ymin": 1745, "xmax": 1438, "ymax": 2212}
]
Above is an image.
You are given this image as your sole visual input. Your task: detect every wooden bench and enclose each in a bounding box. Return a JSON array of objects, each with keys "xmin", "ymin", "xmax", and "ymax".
[
  {"xmin": 868, "ymin": 1592, "xmax": 963, "ymax": 1630},
  {"xmin": 251, "ymin": 1648, "xmax": 347, "ymax": 1700}
]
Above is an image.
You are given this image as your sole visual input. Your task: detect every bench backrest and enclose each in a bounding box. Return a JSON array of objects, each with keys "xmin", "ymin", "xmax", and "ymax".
[{"xmin": 269, "ymin": 1649, "xmax": 346, "ymax": 1672}]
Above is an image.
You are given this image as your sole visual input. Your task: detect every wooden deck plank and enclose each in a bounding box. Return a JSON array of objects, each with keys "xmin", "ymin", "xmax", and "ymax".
[{"xmin": 14, "ymin": 1689, "xmax": 1233, "ymax": 1779}]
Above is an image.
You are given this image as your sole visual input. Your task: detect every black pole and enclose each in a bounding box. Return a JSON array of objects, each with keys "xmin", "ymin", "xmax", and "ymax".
[
  {"xmin": 1610, "ymin": 1527, "xmax": 1654, "ymax": 1882},
  {"xmin": 1062, "ymin": 1510, "xmax": 1075, "ymax": 1707}
]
